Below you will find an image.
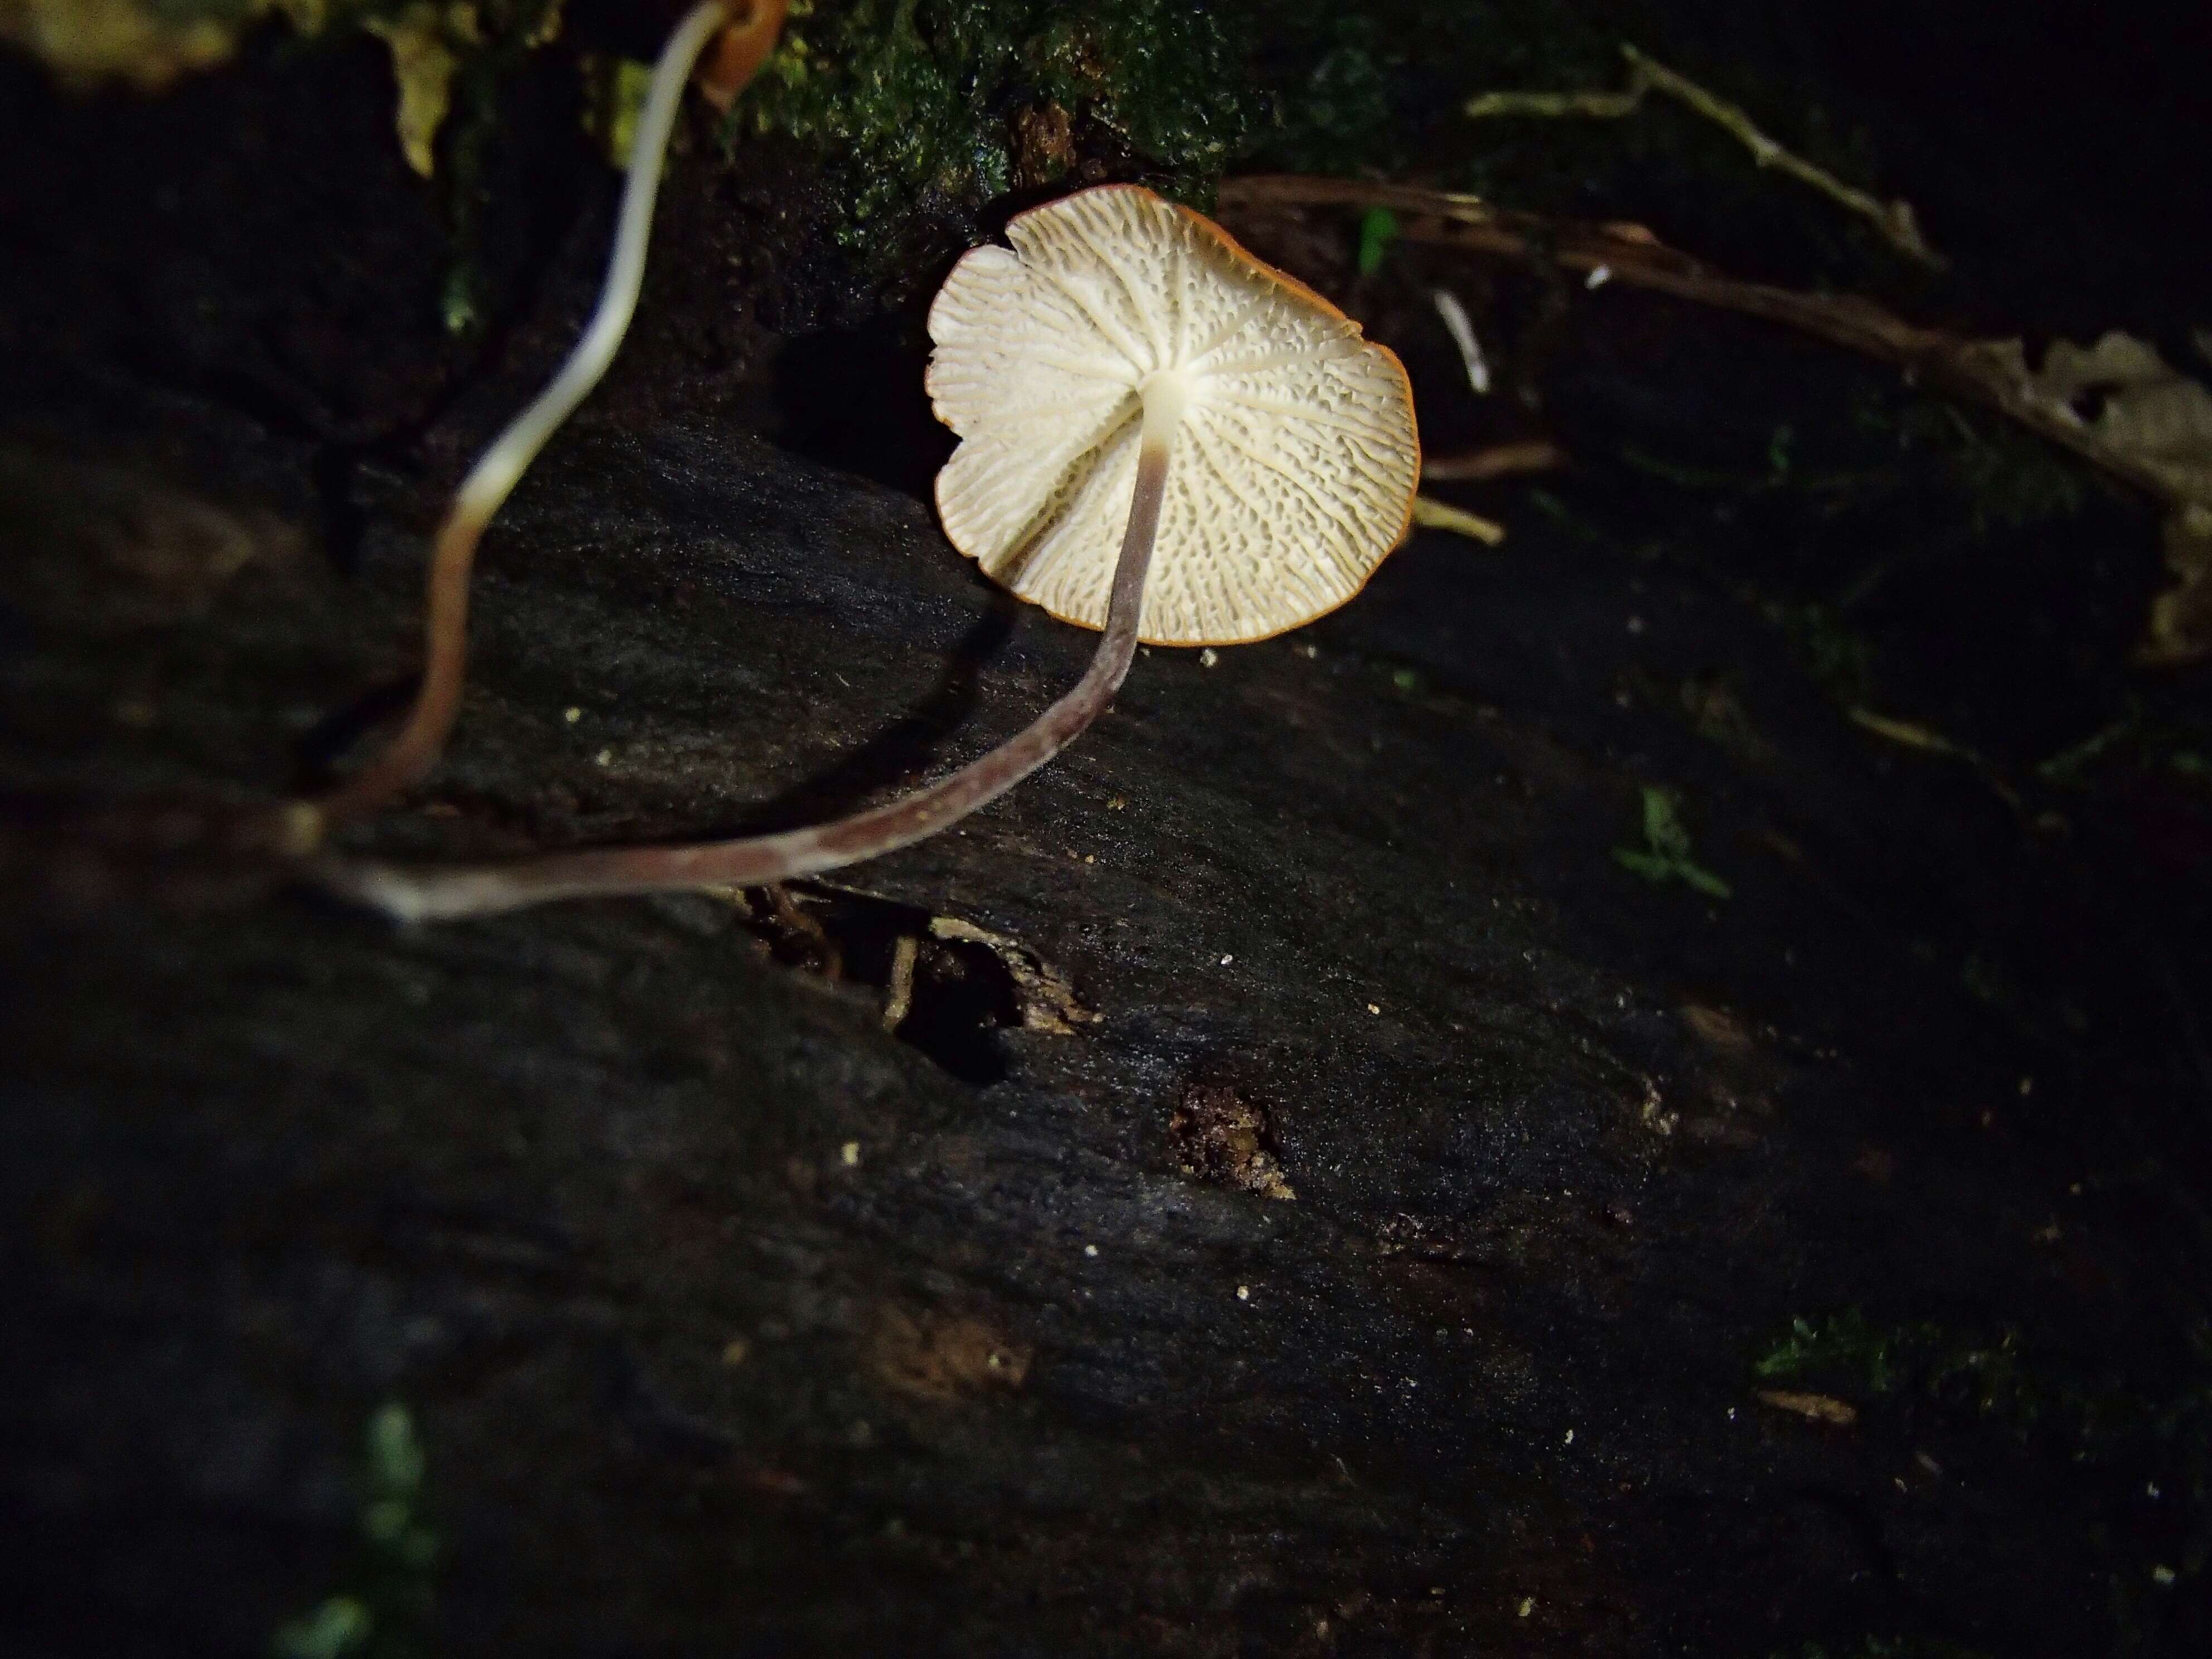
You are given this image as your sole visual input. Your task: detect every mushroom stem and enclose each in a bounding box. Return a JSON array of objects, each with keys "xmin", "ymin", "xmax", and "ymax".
[
  {"xmin": 316, "ymin": 404, "xmax": 1181, "ymax": 923},
  {"xmin": 300, "ymin": 0, "xmax": 734, "ymax": 840}
]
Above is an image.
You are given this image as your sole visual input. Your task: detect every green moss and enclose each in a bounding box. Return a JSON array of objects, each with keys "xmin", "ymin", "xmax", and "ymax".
[
  {"xmin": 739, "ymin": 0, "xmax": 1260, "ymax": 236},
  {"xmin": 1755, "ymin": 1307, "xmax": 1923, "ymax": 1394},
  {"xmin": 1753, "ymin": 1306, "xmax": 2074, "ymax": 1430},
  {"xmin": 733, "ymin": 0, "xmax": 1885, "ymax": 265}
]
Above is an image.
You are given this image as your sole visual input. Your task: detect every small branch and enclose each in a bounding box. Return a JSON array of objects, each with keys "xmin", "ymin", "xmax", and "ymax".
[
  {"xmin": 1462, "ymin": 83, "xmax": 1642, "ymax": 122},
  {"xmin": 1463, "ymin": 43, "xmax": 1945, "ymax": 269},
  {"xmin": 1411, "ymin": 496, "xmax": 1506, "ymax": 545},
  {"xmin": 1847, "ymin": 708, "xmax": 2022, "ymax": 811},
  {"xmin": 1216, "ymin": 176, "xmax": 2190, "ymax": 520},
  {"xmin": 1423, "ymin": 440, "xmax": 1565, "ymax": 483}
]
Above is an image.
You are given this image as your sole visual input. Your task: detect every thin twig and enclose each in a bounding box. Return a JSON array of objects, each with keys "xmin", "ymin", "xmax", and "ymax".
[
  {"xmin": 1423, "ymin": 440, "xmax": 1565, "ymax": 482},
  {"xmin": 1411, "ymin": 496, "xmax": 1506, "ymax": 545},
  {"xmin": 1215, "ymin": 176, "xmax": 2187, "ymax": 518},
  {"xmin": 1846, "ymin": 708, "xmax": 2021, "ymax": 811},
  {"xmin": 1463, "ymin": 43, "xmax": 1944, "ymax": 268}
]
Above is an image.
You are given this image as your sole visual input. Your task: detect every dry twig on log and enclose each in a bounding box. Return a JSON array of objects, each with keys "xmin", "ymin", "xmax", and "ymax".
[{"xmin": 1463, "ymin": 44, "xmax": 1944, "ymax": 268}]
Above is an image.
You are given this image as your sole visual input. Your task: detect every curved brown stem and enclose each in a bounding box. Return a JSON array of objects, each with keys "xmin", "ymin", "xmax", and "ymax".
[
  {"xmin": 316, "ymin": 432, "xmax": 1173, "ymax": 922},
  {"xmin": 294, "ymin": 1, "xmax": 739, "ymax": 845}
]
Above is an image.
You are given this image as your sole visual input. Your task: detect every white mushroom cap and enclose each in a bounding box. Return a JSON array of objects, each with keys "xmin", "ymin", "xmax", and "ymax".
[{"xmin": 926, "ymin": 186, "xmax": 1421, "ymax": 646}]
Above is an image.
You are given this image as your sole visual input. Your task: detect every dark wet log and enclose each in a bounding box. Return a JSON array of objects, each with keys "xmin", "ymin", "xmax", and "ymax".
[{"xmin": 3, "ymin": 31, "xmax": 2208, "ymax": 1659}]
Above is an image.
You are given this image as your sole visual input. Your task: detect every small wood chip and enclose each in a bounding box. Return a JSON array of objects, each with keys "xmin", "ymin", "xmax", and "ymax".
[
  {"xmin": 1755, "ymin": 1389, "xmax": 1857, "ymax": 1425},
  {"xmin": 881, "ymin": 935, "xmax": 919, "ymax": 1031}
]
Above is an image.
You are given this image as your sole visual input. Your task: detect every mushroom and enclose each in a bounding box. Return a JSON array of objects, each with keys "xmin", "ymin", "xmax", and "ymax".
[
  {"xmin": 930, "ymin": 186, "xmax": 1420, "ymax": 647},
  {"xmin": 295, "ymin": 0, "xmax": 780, "ymax": 839},
  {"xmin": 322, "ymin": 185, "xmax": 1420, "ymax": 920}
]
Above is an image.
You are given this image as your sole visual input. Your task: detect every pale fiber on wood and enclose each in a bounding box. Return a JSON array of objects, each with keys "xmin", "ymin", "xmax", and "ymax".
[{"xmin": 926, "ymin": 187, "xmax": 1419, "ymax": 646}]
